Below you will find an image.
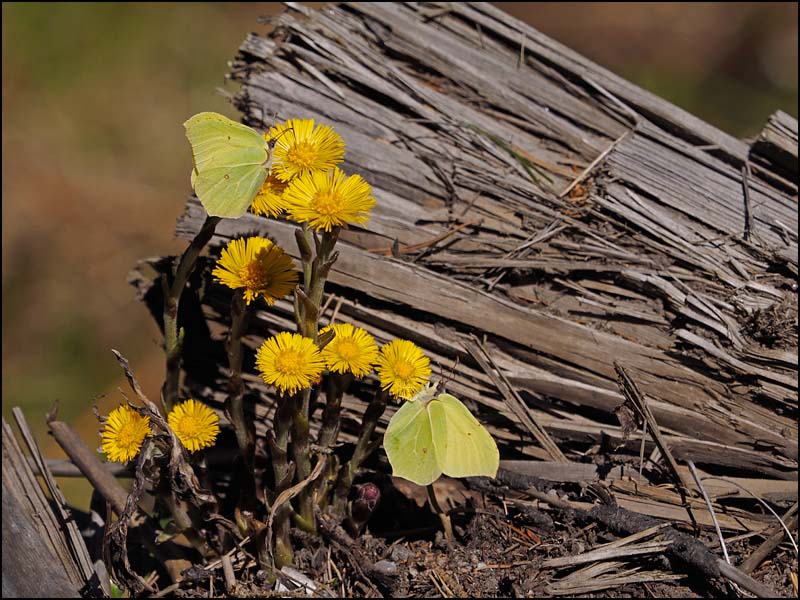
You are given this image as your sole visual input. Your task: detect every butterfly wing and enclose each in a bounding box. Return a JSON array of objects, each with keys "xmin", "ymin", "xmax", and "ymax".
[
  {"xmin": 436, "ymin": 393, "xmax": 499, "ymax": 479},
  {"xmin": 384, "ymin": 399, "xmax": 444, "ymax": 486},
  {"xmin": 193, "ymin": 164, "xmax": 268, "ymax": 218},
  {"xmin": 184, "ymin": 112, "xmax": 269, "ymax": 218}
]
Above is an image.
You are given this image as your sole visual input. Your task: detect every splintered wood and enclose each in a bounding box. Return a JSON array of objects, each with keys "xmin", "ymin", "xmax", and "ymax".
[{"xmin": 131, "ymin": 1, "xmax": 796, "ymax": 539}]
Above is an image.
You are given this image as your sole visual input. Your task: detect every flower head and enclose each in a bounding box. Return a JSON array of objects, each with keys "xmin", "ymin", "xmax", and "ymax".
[
  {"xmin": 268, "ymin": 118, "xmax": 345, "ymax": 182},
  {"xmin": 168, "ymin": 399, "xmax": 220, "ymax": 453},
  {"xmin": 101, "ymin": 405, "xmax": 151, "ymax": 463},
  {"xmin": 256, "ymin": 331, "xmax": 326, "ymax": 395},
  {"xmin": 251, "ymin": 173, "xmax": 289, "ymax": 217},
  {"xmin": 375, "ymin": 339, "xmax": 431, "ymax": 399},
  {"xmin": 283, "ymin": 167, "xmax": 375, "ymax": 232},
  {"xmin": 212, "ymin": 237, "xmax": 298, "ymax": 305},
  {"xmin": 319, "ymin": 323, "xmax": 379, "ymax": 378}
]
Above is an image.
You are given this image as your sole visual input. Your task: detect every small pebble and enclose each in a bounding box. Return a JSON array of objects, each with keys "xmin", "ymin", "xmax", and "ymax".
[
  {"xmin": 390, "ymin": 545, "xmax": 413, "ymax": 562},
  {"xmin": 373, "ymin": 560, "xmax": 398, "ymax": 576},
  {"xmin": 255, "ymin": 570, "xmax": 270, "ymax": 584},
  {"xmin": 311, "ymin": 548, "xmax": 327, "ymax": 570}
]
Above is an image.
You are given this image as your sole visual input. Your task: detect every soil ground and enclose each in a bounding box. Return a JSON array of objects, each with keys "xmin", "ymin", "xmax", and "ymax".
[{"xmin": 165, "ymin": 472, "xmax": 797, "ymax": 598}]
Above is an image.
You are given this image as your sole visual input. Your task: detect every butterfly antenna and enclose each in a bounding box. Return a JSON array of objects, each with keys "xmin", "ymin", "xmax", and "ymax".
[
  {"xmin": 256, "ymin": 104, "xmax": 276, "ymax": 128},
  {"xmin": 266, "ymin": 126, "xmax": 295, "ymax": 153},
  {"xmin": 440, "ymin": 357, "xmax": 459, "ymax": 393}
]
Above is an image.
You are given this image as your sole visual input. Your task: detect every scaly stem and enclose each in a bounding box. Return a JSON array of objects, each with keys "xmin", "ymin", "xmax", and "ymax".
[
  {"xmin": 291, "ymin": 389, "xmax": 314, "ymax": 530},
  {"xmin": 298, "ymin": 224, "xmax": 314, "ymax": 298},
  {"xmin": 272, "ymin": 394, "xmax": 293, "ymax": 486},
  {"xmin": 318, "ymin": 372, "xmax": 351, "ymax": 449},
  {"xmin": 333, "ymin": 388, "xmax": 388, "ymax": 513},
  {"xmin": 266, "ymin": 393, "xmax": 295, "ymax": 567},
  {"xmin": 292, "ymin": 227, "xmax": 340, "ymax": 531},
  {"xmin": 273, "ymin": 532, "xmax": 294, "ymax": 569},
  {"xmin": 162, "ymin": 215, "xmax": 221, "ymax": 412},
  {"xmin": 314, "ymin": 372, "xmax": 351, "ymax": 508},
  {"xmin": 226, "ymin": 293, "xmax": 254, "ymax": 474}
]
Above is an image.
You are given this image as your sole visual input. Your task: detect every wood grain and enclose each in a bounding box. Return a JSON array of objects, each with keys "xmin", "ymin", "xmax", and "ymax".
[{"xmin": 131, "ymin": 2, "xmax": 797, "ymax": 529}]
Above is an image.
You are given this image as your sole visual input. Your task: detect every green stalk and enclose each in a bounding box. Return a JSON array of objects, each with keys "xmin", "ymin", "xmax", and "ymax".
[
  {"xmin": 318, "ymin": 372, "xmax": 351, "ymax": 449},
  {"xmin": 333, "ymin": 388, "xmax": 388, "ymax": 513},
  {"xmin": 266, "ymin": 392, "xmax": 295, "ymax": 567},
  {"xmin": 291, "ymin": 227, "xmax": 340, "ymax": 531},
  {"xmin": 273, "ymin": 395, "xmax": 293, "ymax": 483},
  {"xmin": 291, "ymin": 389, "xmax": 314, "ymax": 530},
  {"xmin": 313, "ymin": 372, "xmax": 351, "ymax": 509},
  {"xmin": 273, "ymin": 532, "xmax": 294, "ymax": 570},
  {"xmin": 296, "ymin": 224, "xmax": 314, "ymax": 301},
  {"xmin": 226, "ymin": 292, "xmax": 254, "ymax": 471},
  {"xmin": 162, "ymin": 215, "xmax": 221, "ymax": 412}
]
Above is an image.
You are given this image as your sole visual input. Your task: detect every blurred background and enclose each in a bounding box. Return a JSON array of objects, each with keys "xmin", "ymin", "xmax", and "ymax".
[{"xmin": 3, "ymin": 2, "xmax": 797, "ymax": 506}]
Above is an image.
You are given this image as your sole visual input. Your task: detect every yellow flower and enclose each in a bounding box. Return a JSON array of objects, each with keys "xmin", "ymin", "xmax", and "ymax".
[
  {"xmin": 319, "ymin": 323, "xmax": 379, "ymax": 378},
  {"xmin": 375, "ymin": 339, "xmax": 431, "ymax": 399},
  {"xmin": 269, "ymin": 118, "xmax": 345, "ymax": 182},
  {"xmin": 283, "ymin": 167, "xmax": 375, "ymax": 232},
  {"xmin": 168, "ymin": 399, "xmax": 220, "ymax": 453},
  {"xmin": 251, "ymin": 173, "xmax": 289, "ymax": 217},
  {"xmin": 212, "ymin": 237, "xmax": 298, "ymax": 305},
  {"xmin": 256, "ymin": 331, "xmax": 326, "ymax": 395},
  {"xmin": 101, "ymin": 405, "xmax": 151, "ymax": 463}
]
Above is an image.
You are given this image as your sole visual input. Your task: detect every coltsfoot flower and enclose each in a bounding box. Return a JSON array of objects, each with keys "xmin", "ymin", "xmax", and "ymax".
[
  {"xmin": 319, "ymin": 323, "xmax": 379, "ymax": 378},
  {"xmin": 283, "ymin": 167, "xmax": 375, "ymax": 232},
  {"xmin": 212, "ymin": 237, "xmax": 298, "ymax": 305},
  {"xmin": 168, "ymin": 399, "xmax": 220, "ymax": 453},
  {"xmin": 375, "ymin": 339, "xmax": 431, "ymax": 399},
  {"xmin": 269, "ymin": 118, "xmax": 345, "ymax": 182},
  {"xmin": 256, "ymin": 331, "xmax": 326, "ymax": 395},
  {"xmin": 251, "ymin": 173, "xmax": 289, "ymax": 217},
  {"xmin": 101, "ymin": 404, "xmax": 151, "ymax": 463}
]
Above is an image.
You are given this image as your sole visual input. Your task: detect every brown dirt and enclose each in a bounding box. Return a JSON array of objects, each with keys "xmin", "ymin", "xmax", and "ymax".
[{"xmin": 164, "ymin": 474, "xmax": 797, "ymax": 598}]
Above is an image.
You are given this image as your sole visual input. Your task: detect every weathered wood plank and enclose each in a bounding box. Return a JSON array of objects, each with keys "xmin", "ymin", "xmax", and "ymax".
[
  {"xmin": 2, "ymin": 418, "xmax": 86, "ymax": 598},
  {"xmin": 2, "ymin": 483, "xmax": 81, "ymax": 598},
  {"xmin": 751, "ymin": 110, "xmax": 799, "ymax": 180},
  {"xmin": 174, "ymin": 196, "xmax": 797, "ymax": 468},
  {"xmin": 131, "ymin": 2, "xmax": 798, "ymax": 538},
  {"xmin": 451, "ymin": 2, "xmax": 754, "ymax": 164}
]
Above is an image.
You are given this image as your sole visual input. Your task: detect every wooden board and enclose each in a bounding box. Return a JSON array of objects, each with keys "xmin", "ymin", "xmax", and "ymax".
[{"xmin": 130, "ymin": 2, "xmax": 797, "ymax": 530}]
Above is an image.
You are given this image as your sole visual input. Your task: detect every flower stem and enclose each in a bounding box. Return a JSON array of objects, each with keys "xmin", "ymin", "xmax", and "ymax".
[
  {"xmin": 271, "ymin": 393, "xmax": 293, "ymax": 490},
  {"xmin": 267, "ymin": 393, "xmax": 294, "ymax": 566},
  {"xmin": 226, "ymin": 293, "xmax": 254, "ymax": 471},
  {"xmin": 291, "ymin": 227, "xmax": 340, "ymax": 531},
  {"xmin": 318, "ymin": 372, "xmax": 351, "ymax": 449},
  {"xmin": 333, "ymin": 388, "xmax": 388, "ymax": 513},
  {"xmin": 297, "ymin": 224, "xmax": 313, "ymax": 299},
  {"xmin": 291, "ymin": 388, "xmax": 314, "ymax": 529},
  {"xmin": 162, "ymin": 215, "xmax": 220, "ymax": 412},
  {"xmin": 313, "ymin": 372, "xmax": 351, "ymax": 508}
]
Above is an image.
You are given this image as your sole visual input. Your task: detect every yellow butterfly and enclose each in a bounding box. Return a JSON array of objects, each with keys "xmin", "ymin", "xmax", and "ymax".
[
  {"xmin": 383, "ymin": 383, "xmax": 499, "ymax": 486},
  {"xmin": 184, "ymin": 112, "xmax": 275, "ymax": 218}
]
